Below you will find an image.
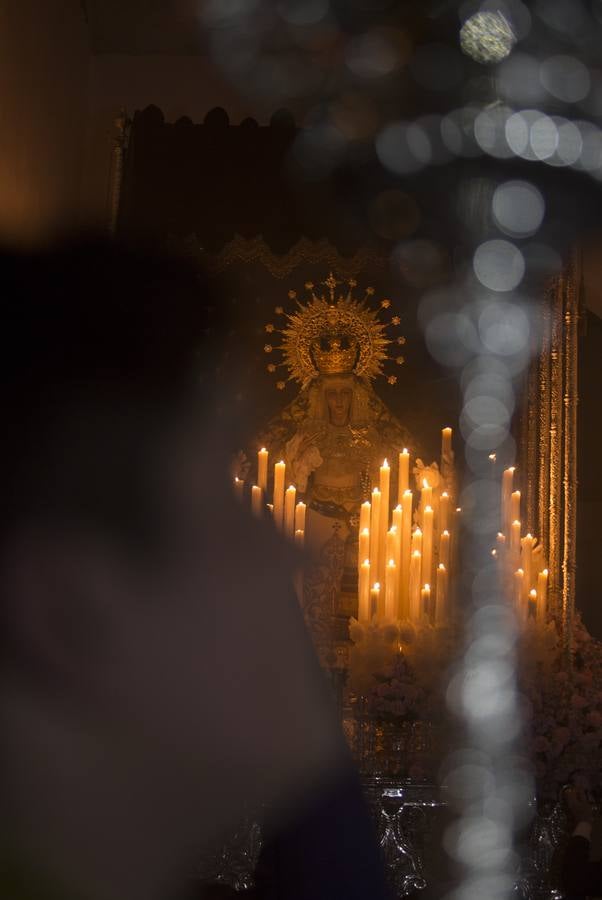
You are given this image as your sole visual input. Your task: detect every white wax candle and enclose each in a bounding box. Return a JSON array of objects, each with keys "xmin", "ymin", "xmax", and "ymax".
[
  {"xmin": 409, "ymin": 551, "xmax": 421, "ymax": 621},
  {"xmin": 514, "ymin": 568, "xmax": 524, "ymax": 612},
  {"xmin": 370, "ymin": 488, "xmax": 381, "ymax": 586},
  {"xmin": 510, "ymin": 520, "xmax": 521, "ymax": 562},
  {"xmin": 421, "ymin": 583, "xmax": 431, "ymax": 620},
  {"xmin": 420, "ymin": 479, "xmax": 433, "ymax": 518},
  {"xmin": 386, "ymin": 527, "xmax": 397, "ymax": 569},
  {"xmin": 422, "ymin": 505, "xmax": 434, "ymax": 588},
  {"xmin": 392, "ymin": 505, "xmax": 403, "ymax": 570},
  {"xmin": 258, "ymin": 448, "xmax": 269, "ymax": 493},
  {"xmin": 385, "ymin": 559, "xmax": 397, "ymax": 620},
  {"xmin": 371, "ymin": 583, "xmax": 381, "ymax": 620},
  {"xmin": 295, "ymin": 528, "xmax": 305, "ymax": 548},
  {"xmin": 501, "ymin": 467, "xmax": 515, "ymax": 536},
  {"xmin": 234, "ymin": 477, "xmax": 244, "ymax": 501},
  {"xmin": 441, "ymin": 427, "xmax": 453, "ymax": 461},
  {"xmin": 379, "ymin": 460, "xmax": 390, "ymax": 582},
  {"xmin": 537, "ymin": 569, "xmax": 549, "ymax": 621},
  {"xmin": 398, "ymin": 449, "xmax": 410, "ymax": 503},
  {"xmin": 359, "ymin": 527, "xmax": 370, "ymax": 564},
  {"xmin": 400, "ymin": 490, "xmax": 413, "ymax": 612},
  {"xmin": 436, "ymin": 564, "xmax": 447, "ymax": 625},
  {"xmin": 440, "ymin": 491, "xmax": 450, "ymax": 533},
  {"xmin": 411, "ymin": 527, "xmax": 423, "ymax": 558},
  {"xmin": 295, "ymin": 501, "xmax": 306, "ymax": 534},
  {"xmin": 440, "ymin": 530, "xmax": 450, "ymax": 570},
  {"xmin": 284, "ymin": 484, "xmax": 297, "ymax": 538},
  {"xmin": 521, "ymin": 533, "xmax": 534, "ymax": 600},
  {"xmin": 529, "ymin": 588, "xmax": 537, "ymax": 618},
  {"xmin": 359, "ymin": 500, "xmax": 371, "ymax": 535},
  {"xmin": 273, "ymin": 460, "xmax": 286, "ymax": 530},
  {"xmin": 251, "ymin": 485, "xmax": 263, "ymax": 518},
  {"xmin": 510, "ymin": 491, "xmax": 521, "ymax": 527},
  {"xmin": 358, "ymin": 560, "xmax": 371, "ymax": 622}
]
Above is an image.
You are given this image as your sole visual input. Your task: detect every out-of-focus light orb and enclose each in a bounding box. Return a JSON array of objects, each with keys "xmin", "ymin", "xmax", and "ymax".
[
  {"xmin": 540, "ymin": 55, "xmax": 590, "ymax": 104},
  {"xmin": 492, "ymin": 180, "xmax": 545, "ymax": 236},
  {"xmin": 375, "ymin": 121, "xmax": 431, "ymax": 175},
  {"xmin": 460, "ymin": 11, "xmax": 517, "ymax": 65},
  {"xmin": 473, "ymin": 240, "xmax": 525, "ymax": 292}
]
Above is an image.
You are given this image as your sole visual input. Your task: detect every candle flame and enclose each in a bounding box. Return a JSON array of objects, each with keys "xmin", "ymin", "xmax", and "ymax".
[
  {"xmin": 442, "ymin": 530, "xmax": 450, "ymax": 537},
  {"xmin": 456, "ymin": 507, "xmax": 462, "ymax": 513},
  {"xmin": 422, "ymin": 478, "xmax": 430, "ymax": 489},
  {"xmin": 425, "ymin": 505, "xmax": 433, "ymax": 513},
  {"xmin": 414, "ymin": 528, "xmax": 422, "ymax": 536},
  {"xmin": 403, "ymin": 447, "xmax": 409, "ymax": 455},
  {"xmin": 516, "ymin": 568, "xmax": 524, "ymax": 575},
  {"xmin": 491, "ymin": 549, "xmax": 497, "ymax": 556},
  {"xmin": 362, "ymin": 527, "xmax": 370, "ymax": 536},
  {"xmin": 362, "ymin": 500, "xmax": 371, "ymax": 507},
  {"xmin": 278, "ymin": 460, "xmax": 285, "ymax": 466},
  {"xmin": 489, "ymin": 453, "xmax": 497, "ymax": 461},
  {"xmin": 362, "ymin": 559, "xmax": 370, "ymax": 567},
  {"xmin": 513, "ymin": 520, "xmax": 521, "ymax": 527},
  {"xmin": 442, "ymin": 492, "xmax": 449, "ymax": 498},
  {"xmin": 526, "ymin": 533, "xmax": 533, "ymax": 539},
  {"xmin": 373, "ymin": 583, "xmax": 380, "ymax": 591},
  {"xmin": 395, "ymin": 503, "xmax": 402, "ymax": 511},
  {"xmin": 234, "ymin": 477, "xmax": 240, "ymax": 483},
  {"xmin": 438, "ymin": 563, "xmax": 446, "ymax": 571},
  {"xmin": 506, "ymin": 467, "xmax": 516, "ymax": 473},
  {"xmin": 372, "ymin": 487, "xmax": 380, "ymax": 496},
  {"xmin": 530, "ymin": 589, "xmax": 537, "ymax": 598},
  {"xmin": 288, "ymin": 485, "xmax": 295, "ymax": 491},
  {"xmin": 424, "ymin": 583, "xmax": 431, "ymax": 591},
  {"xmin": 260, "ymin": 447, "xmax": 267, "ymax": 453},
  {"xmin": 404, "ymin": 489, "xmax": 412, "ymax": 497},
  {"xmin": 382, "ymin": 458, "xmax": 389, "ymax": 468},
  {"xmin": 388, "ymin": 559, "xmax": 395, "ymax": 567},
  {"xmin": 413, "ymin": 550, "xmax": 421, "ymax": 558},
  {"xmin": 389, "ymin": 525, "xmax": 397, "ymax": 534},
  {"xmin": 542, "ymin": 569, "xmax": 549, "ymax": 576}
]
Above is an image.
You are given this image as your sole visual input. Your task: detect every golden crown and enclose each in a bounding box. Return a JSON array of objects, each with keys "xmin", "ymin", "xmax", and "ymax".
[{"xmin": 263, "ymin": 273, "xmax": 407, "ymax": 389}]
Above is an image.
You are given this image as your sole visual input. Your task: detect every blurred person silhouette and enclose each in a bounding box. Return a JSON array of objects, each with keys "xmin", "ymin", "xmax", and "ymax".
[
  {"xmin": 561, "ymin": 777, "xmax": 602, "ymax": 900},
  {"xmin": 0, "ymin": 238, "xmax": 386, "ymax": 900}
]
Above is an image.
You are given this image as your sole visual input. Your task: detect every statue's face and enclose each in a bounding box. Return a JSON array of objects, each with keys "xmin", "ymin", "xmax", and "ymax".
[{"xmin": 325, "ymin": 382, "xmax": 353, "ymax": 426}]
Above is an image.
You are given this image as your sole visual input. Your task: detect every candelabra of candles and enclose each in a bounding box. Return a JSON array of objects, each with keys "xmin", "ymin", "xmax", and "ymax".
[
  {"xmin": 496, "ymin": 463, "xmax": 549, "ymax": 623},
  {"xmin": 236, "ymin": 427, "xmax": 458, "ymax": 628}
]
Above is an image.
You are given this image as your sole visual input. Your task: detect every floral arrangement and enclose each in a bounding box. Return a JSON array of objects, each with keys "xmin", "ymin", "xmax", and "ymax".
[{"xmin": 521, "ymin": 613, "xmax": 602, "ymax": 801}]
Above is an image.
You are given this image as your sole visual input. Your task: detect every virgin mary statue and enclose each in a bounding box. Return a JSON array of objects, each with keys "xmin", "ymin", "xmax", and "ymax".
[{"xmin": 257, "ymin": 274, "xmax": 418, "ymax": 666}]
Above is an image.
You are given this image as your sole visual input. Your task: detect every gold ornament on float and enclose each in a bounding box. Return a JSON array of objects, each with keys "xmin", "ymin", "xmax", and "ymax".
[{"xmin": 263, "ymin": 272, "xmax": 406, "ymax": 389}]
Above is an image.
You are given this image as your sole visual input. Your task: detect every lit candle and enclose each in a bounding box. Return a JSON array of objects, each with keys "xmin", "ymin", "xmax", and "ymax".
[
  {"xmin": 392, "ymin": 505, "xmax": 403, "ymax": 570},
  {"xmin": 409, "ymin": 552, "xmax": 421, "ymax": 621},
  {"xmin": 436, "ymin": 564, "xmax": 447, "ymax": 625},
  {"xmin": 359, "ymin": 500, "xmax": 371, "ymax": 535},
  {"xmin": 529, "ymin": 588, "xmax": 537, "ymax": 618},
  {"xmin": 273, "ymin": 460, "xmax": 286, "ymax": 530},
  {"xmin": 411, "ymin": 527, "xmax": 423, "ymax": 558},
  {"xmin": 358, "ymin": 560, "xmax": 371, "ymax": 622},
  {"xmin": 521, "ymin": 533, "xmax": 534, "ymax": 600},
  {"xmin": 496, "ymin": 532, "xmax": 506, "ymax": 553},
  {"xmin": 400, "ymin": 491, "xmax": 413, "ymax": 617},
  {"xmin": 385, "ymin": 558, "xmax": 397, "ymax": 620},
  {"xmin": 379, "ymin": 460, "xmax": 390, "ymax": 582},
  {"xmin": 251, "ymin": 485, "xmax": 263, "ymax": 518},
  {"xmin": 398, "ymin": 448, "xmax": 410, "ymax": 502},
  {"xmin": 284, "ymin": 485, "xmax": 296, "ymax": 538},
  {"xmin": 441, "ymin": 427, "xmax": 453, "ymax": 461},
  {"xmin": 421, "ymin": 583, "xmax": 431, "ymax": 619},
  {"xmin": 422, "ymin": 505, "xmax": 434, "ymax": 587},
  {"xmin": 502, "ymin": 467, "xmax": 515, "ymax": 536},
  {"xmin": 440, "ymin": 530, "xmax": 450, "ymax": 570},
  {"xmin": 370, "ymin": 488, "xmax": 382, "ymax": 586},
  {"xmin": 386, "ymin": 527, "xmax": 397, "ymax": 570},
  {"xmin": 371, "ymin": 583, "xmax": 381, "ymax": 620},
  {"xmin": 359, "ymin": 527, "xmax": 370, "ymax": 564},
  {"xmin": 295, "ymin": 528, "xmax": 305, "ymax": 548},
  {"xmin": 510, "ymin": 520, "xmax": 521, "ymax": 563},
  {"xmin": 537, "ymin": 569, "xmax": 549, "ymax": 621},
  {"xmin": 514, "ymin": 568, "xmax": 524, "ymax": 612},
  {"xmin": 234, "ymin": 477, "xmax": 244, "ymax": 501},
  {"xmin": 510, "ymin": 491, "xmax": 521, "ymax": 528},
  {"xmin": 440, "ymin": 491, "xmax": 450, "ymax": 533},
  {"xmin": 258, "ymin": 448, "xmax": 269, "ymax": 493},
  {"xmin": 295, "ymin": 501, "xmax": 306, "ymax": 534}
]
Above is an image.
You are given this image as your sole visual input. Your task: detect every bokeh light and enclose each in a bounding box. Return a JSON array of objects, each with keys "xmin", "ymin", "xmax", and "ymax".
[
  {"xmin": 473, "ymin": 240, "xmax": 525, "ymax": 292},
  {"xmin": 492, "ymin": 181, "xmax": 545, "ymax": 237},
  {"xmin": 460, "ymin": 11, "xmax": 516, "ymax": 64},
  {"xmin": 375, "ymin": 121, "xmax": 432, "ymax": 175}
]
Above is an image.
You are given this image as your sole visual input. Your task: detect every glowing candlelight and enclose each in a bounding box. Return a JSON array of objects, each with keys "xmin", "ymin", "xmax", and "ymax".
[
  {"xmin": 370, "ymin": 488, "xmax": 382, "ymax": 586},
  {"xmin": 510, "ymin": 491, "xmax": 521, "ymax": 528},
  {"xmin": 273, "ymin": 460, "xmax": 286, "ymax": 530},
  {"xmin": 521, "ymin": 533, "xmax": 534, "ymax": 601},
  {"xmin": 421, "ymin": 479, "xmax": 433, "ymax": 517},
  {"xmin": 385, "ymin": 559, "xmax": 397, "ymax": 620},
  {"xmin": 441, "ymin": 427, "xmax": 453, "ymax": 461},
  {"xmin": 514, "ymin": 568, "xmax": 524, "ymax": 611},
  {"xmin": 440, "ymin": 530, "xmax": 450, "ymax": 570},
  {"xmin": 359, "ymin": 500, "xmax": 371, "ymax": 535},
  {"xmin": 411, "ymin": 526, "xmax": 423, "ymax": 558},
  {"xmin": 234, "ymin": 477, "xmax": 244, "ymax": 501},
  {"xmin": 440, "ymin": 491, "xmax": 450, "ymax": 533},
  {"xmin": 422, "ymin": 505, "xmax": 434, "ymax": 587},
  {"xmin": 421, "ymin": 583, "xmax": 431, "ymax": 619},
  {"xmin": 537, "ymin": 569, "xmax": 549, "ymax": 620},
  {"xmin": 258, "ymin": 448, "xmax": 269, "ymax": 493},
  {"xmin": 295, "ymin": 528, "xmax": 305, "ymax": 548},
  {"xmin": 358, "ymin": 560, "xmax": 371, "ymax": 622},
  {"xmin": 409, "ymin": 551, "xmax": 422, "ymax": 621},
  {"xmin": 502, "ymin": 467, "xmax": 515, "ymax": 536},
  {"xmin": 436, "ymin": 564, "xmax": 447, "ymax": 624},
  {"xmin": 510, "ymin": 519, "xmax": 521, "ymax": 562},
  {"xmin": 295, "ymin": 500, "xmax": 306, "ymax": 534},
  {"xmin": 284, "ymin": 484, "xmax": 296, "ymax": 538},
  {"xmin": 371, "ymin": 582, "xmax": 381, "ymax": 619},
  {"xmin": 359, "ymin": 527, "xmax": 370, "ymax": 564},
  {"xmin": 379, "ymin": 460, "xmax": 391, "ymax": 581},
  {"xmin": 529, "ymin": 589, "xmax": 537, "ymax": 617},
  {"xmin": 251, "ymin": 485, "xmax": 262, "ymax": 518},
  {"xmin": 398, "ymin": 448, "xmax": 410, "ymax": 502}
]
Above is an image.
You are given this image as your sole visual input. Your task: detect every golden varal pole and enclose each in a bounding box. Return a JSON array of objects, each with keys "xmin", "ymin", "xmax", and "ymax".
[
  {"xmin": 548, "ymin": 272, "xmax": 565, "ymax": 621},
  {"xmin": 562, "ymin": 254, "xmax": 580, "ymax": 663},
  {"xmin": 538, "ymin": 290, "xmax": 552, "ymax": 561}
]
